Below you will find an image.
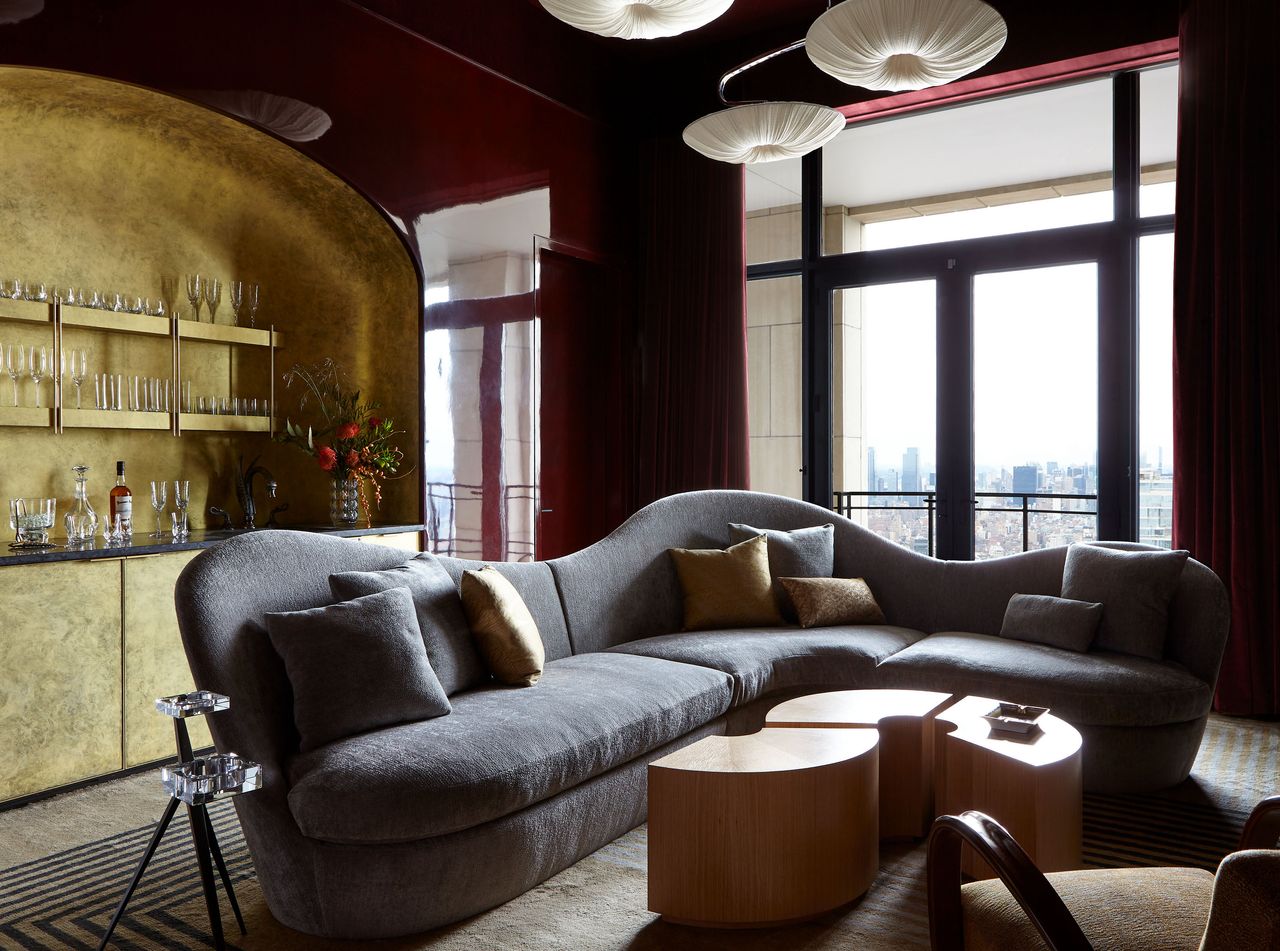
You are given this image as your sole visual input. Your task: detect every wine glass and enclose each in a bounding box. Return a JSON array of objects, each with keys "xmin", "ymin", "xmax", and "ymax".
[
  {"xmin": 149, "ymin": 480, "xmax": 168, "ymax": 537},
  {"xmin": 5, "ymin": 344, "xmax": 23, "ymax": 406},
  {"xmin": 245, "ymin": 283, "xmax": 260, "ymax": 328},
  {"xmin": 28, "ymin": 345, "xmax": 46, "ymax": 408},
  {"xmin": 185, "ymin": 274, "xmax": 203, "ymax": 322},
  {"xmin": 204, "ymin": 278, "xmax": 222, "ymax": 324},
  {"xmin": 173, "ymin": 479, "xmax": 190, "ymax": 533},
  {"xmin": 8, "ymin": 279, "xmax": 22, "ymax": 300},
  {"xmin": 69, "ymin": 349, "xmax": 87, "ymax": 409},
  {"xmin": 230, "ymin": 280, "xmax": 244, "ymax": 326}
]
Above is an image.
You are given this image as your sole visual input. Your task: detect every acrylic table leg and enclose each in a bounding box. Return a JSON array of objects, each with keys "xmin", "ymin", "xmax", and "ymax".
[
  {"xmin": 186, "ymin": 803, "xmax": 225, "ymax": 951},
  {"xmin": 97, "ymin": 796, "xmax": 180, "ymax": 950},
  {"xmin": 203, "ymin": 808, "xmax": 246, "ymax": 934}
]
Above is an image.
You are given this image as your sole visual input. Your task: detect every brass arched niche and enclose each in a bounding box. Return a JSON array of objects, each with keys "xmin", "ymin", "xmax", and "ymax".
[{"xmin": 0, "ymin": 66, "xmax": 421, "ymax": 527}]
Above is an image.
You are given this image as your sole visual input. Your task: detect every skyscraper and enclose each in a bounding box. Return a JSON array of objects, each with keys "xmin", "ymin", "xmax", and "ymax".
[
  {"xmin": 1013, "ymin": 465, "xmax": 1039, "ymax": 496},
  {"xmin": 901, "ymin": 447, "xmax": 920, "ymax": 494},
  {"xmin": 866, "ymin": 447, "xmax": 876, "ymax": 493}
]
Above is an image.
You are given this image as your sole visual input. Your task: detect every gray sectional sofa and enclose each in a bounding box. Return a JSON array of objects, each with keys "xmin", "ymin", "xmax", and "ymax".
[{"xmin": 175, "ymin": 489, "xmax": 1229, "ymax": 939}]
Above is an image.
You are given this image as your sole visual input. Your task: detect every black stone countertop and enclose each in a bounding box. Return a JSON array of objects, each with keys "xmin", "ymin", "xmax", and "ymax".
[{"xmin": 0, "ymin": 523, "xmax": 425, "ymax": 568}]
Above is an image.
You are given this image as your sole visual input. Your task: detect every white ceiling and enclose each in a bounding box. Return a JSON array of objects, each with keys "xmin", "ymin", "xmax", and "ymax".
[
  {"xmin": 412, "ymin": 188, "xmax": 551, "ymax": 283},
  {"xmin": 746, "ymin": 65, "xmax": 1179, "ymax": 213}
]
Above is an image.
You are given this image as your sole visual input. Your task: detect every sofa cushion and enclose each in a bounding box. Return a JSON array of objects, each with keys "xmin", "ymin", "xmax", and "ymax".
[
  {"xmin": 1061, "ymin": 543, "xmax": 1190, "ymax": 660},
  {"xmin": 999, "ymin": 593, "xmax": 1103, "ymax": 653},
  {"xmin": 780, "ymin": 577, "xmax": 886, "ymax": 628},
  {"xmin": 668, "ymin": 534, "xmax": 784, "ymax": 631},
  {"xmin": 435, "ymin": 558, "xmax": 574, "ymax": 661},
  {"xmin": 607, "ymin": 625, "xmax": 926, "ymax": 705},
  {"xmin": 265, "ymin": 588, "xmax": 452, "ymax": 753},
  {"xmin": 728, "ymin": 522, "xmax": 834, "ymax": 620},
  {"xmin": 461, "ymin": 566, "xmax": 545, "ymax": 687},
  {"xmin": 329, "ymin": 553, "xmax": 487, "ymax": 696},
  {"xmin": 875, "ymin": 632, "xmax": 1212, "ymax": 727},
  {"xmin": 285, "ymin": 652, "xmax": 733, "ymax": 844}
]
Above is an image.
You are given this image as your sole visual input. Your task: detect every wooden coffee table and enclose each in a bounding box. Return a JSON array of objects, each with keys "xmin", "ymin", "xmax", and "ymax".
[
  {"xmin": 647, "ymin": 728, "xmax": 879, "ymax": 927},
  {"xmin": 766, "ymin": 688, "xmax": 953, "ymax": 839},
  {"xmin": 934, "ymin": 695, "xmax": 1083, "ymax": 879}
]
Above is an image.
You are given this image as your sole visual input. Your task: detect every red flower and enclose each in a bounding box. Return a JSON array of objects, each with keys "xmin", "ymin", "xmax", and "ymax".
[
  {"xmin": 345, "ymin": 450, "xmax": 360, "ymax": 468},
  {"xmin": 336, "ymin": 422, "xmax": 360, "ymax": 441},
  {"xmin": 316, "ymin": 446, "xmax": 337, "ymax": 472},
  {"xmin": 368, "ymin": 416, "xmax": 383, "ymax": 430}
]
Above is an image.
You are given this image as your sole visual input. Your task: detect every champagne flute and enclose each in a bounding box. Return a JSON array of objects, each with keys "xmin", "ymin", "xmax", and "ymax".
[
  {"xmin": 245, "ymin": 283, "xmax": 260, "ymax": 328},
  {"xmin": 185, "ymin": 274, "xmax": 203, "ymax": 322},
  {"xmin": 172, "ymin": 480, "xmax": 190, "ymax": 539},
  {"xmin": 230, "ymin": 280, "xmax": 244, "ymax": 326},
  {"xmin": 204, "ymin": 278, "xmax": 222, "ymax": 324},
  {"xmin": 69, "ymin": 349, "xmax": 87, "ymax": 409},
  {"xmin": 28, "ymin": 345, "xmax": 46, "ymax": 408},
  {"xmin": 5, "ymin": 344, "xmax": 23, "ymax": 406},
  {"xmin": 149, "ymin": 480, "xmax": 168, "ymax": 537}
]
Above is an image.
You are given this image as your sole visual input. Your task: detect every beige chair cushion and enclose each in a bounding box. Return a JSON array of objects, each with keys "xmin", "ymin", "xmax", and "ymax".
[
  {"xmin": 1201, "ymin": 850, "xmax": 1280, "ymax": 951},
  {"xmin": 668, "ymin": 534, "xmax": 783, "ymax": 631},
  {"xmin": 962, "ymin": 866, "xmax": 1214, "ymax": 951},
  {"xmin": 460, "ymin": 566, "xmax": 545, "ymax": 686},
  {"xmin": 779, "ymin": 576, "xmax": 886, "ymax": 628}
]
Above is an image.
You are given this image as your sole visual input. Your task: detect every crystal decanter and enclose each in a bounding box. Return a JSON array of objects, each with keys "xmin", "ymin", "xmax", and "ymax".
[{"xmin": 64, "ymin": 464, "xmax": 98, "ymax": 545}]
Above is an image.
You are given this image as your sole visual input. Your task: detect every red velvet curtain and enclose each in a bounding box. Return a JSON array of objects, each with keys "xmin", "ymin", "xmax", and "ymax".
[
  {"xmin": 1173, "ymin": 0, "xmax": 1280, "ymax": 715},
  {"xmin": 634, "ymin": 137, "xmax": 750, "ymax": 505}
]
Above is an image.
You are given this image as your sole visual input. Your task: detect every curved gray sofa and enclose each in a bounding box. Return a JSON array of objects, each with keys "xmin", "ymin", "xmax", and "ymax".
[{"xmin": 175, "ymin": 489, "xmax": 1229, "ymax": 939}]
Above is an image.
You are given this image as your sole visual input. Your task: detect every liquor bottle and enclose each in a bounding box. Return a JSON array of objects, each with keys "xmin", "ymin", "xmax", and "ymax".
[{"xmin": 110, "ymin": 460, "xmax": 133, "ymax": 537}]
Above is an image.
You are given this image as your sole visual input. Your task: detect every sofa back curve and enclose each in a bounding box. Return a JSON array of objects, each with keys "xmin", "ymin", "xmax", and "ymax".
[{"xmin": 547, "ymin": 489, "xmax": 946, "ymax": 654}]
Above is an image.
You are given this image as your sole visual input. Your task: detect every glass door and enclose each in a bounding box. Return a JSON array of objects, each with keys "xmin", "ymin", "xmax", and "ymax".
[{"xmin": 972, "ymin": 263, "xmax": 1100, "ymax": 558}]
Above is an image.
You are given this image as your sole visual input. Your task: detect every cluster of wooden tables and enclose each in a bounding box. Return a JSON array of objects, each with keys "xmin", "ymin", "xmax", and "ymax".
[{"xmin": 647, "ymin": 689, "xmax": 1083, "ymax": 928}]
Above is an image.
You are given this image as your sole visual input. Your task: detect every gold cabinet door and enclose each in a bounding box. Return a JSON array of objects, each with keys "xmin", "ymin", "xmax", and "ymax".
[
  {"xmin": 122, "ymin": 551, "xmax": 211, "ymax": 766},
  {"xmin": 0, "ymin": 559, "xmax": 123, "ymax": 802}
]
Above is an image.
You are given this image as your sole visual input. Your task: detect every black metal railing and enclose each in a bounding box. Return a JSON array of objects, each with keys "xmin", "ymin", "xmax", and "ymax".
[{"xmin": 831, "ymin": 490, "xmax": 1099, "ymax": 558}]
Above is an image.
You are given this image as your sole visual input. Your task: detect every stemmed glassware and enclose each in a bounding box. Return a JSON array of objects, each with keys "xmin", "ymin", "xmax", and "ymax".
[
  {"xmin": 185, "ymin": 274, "xmax": 204, "ymax": 322},
  {"xmin": 5, "ymin": 344, "xmax": 23, "ymax": 406},
  {"xmin": 28, "ymin": 345, "xmax": 47, "ymax": 408},
  {"xmin": 203, "ymin": 278, "xmax": 222, "ymax": 324},
  {"xmin": 230, "ymin": 281, "xmax": 244, "ymax": 326},
  {"xmin": 172, "ymin": 480, "xmax": 190, "ymax": 539},
  {"xmin": 150, "ymin": 480, "xmax": 168, "ymax": 538},
  {"xmin": 245, "ymin": 283, "xmax": 260, "ymax": 328}
]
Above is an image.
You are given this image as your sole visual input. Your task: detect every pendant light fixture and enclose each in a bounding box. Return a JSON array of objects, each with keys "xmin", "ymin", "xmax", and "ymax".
[
  {"xmin": 806, "ymin": 0, "xmax": 1007, "ymax": 91},
  {"xmin": 537, "ymin": 0, "xmax": 733, "ymax": 40},
  {"xmin": 683, "ymin": 41, "xmax": 846, "ymax": 165}
]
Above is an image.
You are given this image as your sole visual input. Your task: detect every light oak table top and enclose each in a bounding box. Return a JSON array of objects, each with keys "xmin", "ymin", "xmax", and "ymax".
[
  {"xmin": 651, "ymin": 726, "xmax": 879, "ymax": 775},
  {"xmin": 937, "ymin": 695, "xmax": 1082, "ymax": 767},
  {"xmin": 766, "ymin": 688, "xmax": 954, "ymax": 728}
]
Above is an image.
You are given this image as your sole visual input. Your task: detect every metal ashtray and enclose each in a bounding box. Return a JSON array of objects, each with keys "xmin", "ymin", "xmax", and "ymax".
[{"xmin": 982, "ymin": 702, "xmax": 1049, "ymax": 736}]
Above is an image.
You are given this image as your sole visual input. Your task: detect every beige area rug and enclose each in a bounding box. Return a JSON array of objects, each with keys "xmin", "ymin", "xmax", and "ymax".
[{"xmin": 1, "ymin": 714, "xmax": 1275, "ymax": 951}]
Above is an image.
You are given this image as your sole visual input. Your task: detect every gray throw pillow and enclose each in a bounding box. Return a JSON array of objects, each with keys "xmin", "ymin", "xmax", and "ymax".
[
  {"xmin": 728, "ymin": 522, "xmax": 835, "ymax": 622},
  {"xmin": 330, "ymin": 553, "xmax": 487, "ymax": 696},
  {"xmin": 1060, "ymin": 544, "xmax": 1190, "ymax": 660},
  {"xmin": 266, "ymin": 587, "xmax": 451, "ymax": 752},
  {"xmin": 999, "ymin": 593, "xmax": 1104, "ymax": 653}
]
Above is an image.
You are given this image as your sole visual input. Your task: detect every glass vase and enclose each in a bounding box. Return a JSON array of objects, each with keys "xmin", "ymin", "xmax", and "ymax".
[{"xmin": 329, "ymin": 476, "xmax": 360, "ymax": 526}]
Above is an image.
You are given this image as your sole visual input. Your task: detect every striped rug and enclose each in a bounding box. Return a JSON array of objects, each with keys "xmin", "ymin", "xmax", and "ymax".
[{"xmin": 1, "ymin": 714, "xmax": 1274, "ymax": 951}]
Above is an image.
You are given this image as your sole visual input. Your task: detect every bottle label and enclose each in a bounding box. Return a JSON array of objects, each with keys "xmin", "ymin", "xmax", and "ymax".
[{"xmin": 116, "ymin": 496, "xmax": 132, "ymax": 525}]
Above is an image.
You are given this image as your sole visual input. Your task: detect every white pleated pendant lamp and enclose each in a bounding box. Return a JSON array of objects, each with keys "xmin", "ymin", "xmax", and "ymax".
[
  {"xmin": 806, "ymin": 0, "xmax": 1007, "ymax": 91},
  {"xmin": 538, "ymin": 0, "xmax": 733, "ymax": 39},
  {"xmin": 683, "ymin": 101, "xmax": 847, "ymax": 164}
]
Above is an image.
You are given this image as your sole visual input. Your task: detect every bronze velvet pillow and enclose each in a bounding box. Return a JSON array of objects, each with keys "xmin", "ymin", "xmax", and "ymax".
[
  {"xmin": 727, "ymin": 522, "xmax": 835, "ymax": 621},
  {"xmin": 265, "ymin": 587, "xmax": 451, "ymax": 753},
  {"xmin": 329, "ymin": 554, "xmax": 487, "ymax": 696},
  {"xmin": 778, "ymin": 577, "xmax": 886, "ymax": 628},
  {"xmin": 999, "ymin": 593, "xmax": 1104, "ymax": 653},
  {"xmin": 1061, "ymin": 543, "xmax": 1190, "ymax": 660},
  {"xmin": 460, "ymin": 565, "xmax": 545, "ymax": 686},
  {"xmin": 668, "ymin": 534, "xmax": 784, "ymax": 631}
]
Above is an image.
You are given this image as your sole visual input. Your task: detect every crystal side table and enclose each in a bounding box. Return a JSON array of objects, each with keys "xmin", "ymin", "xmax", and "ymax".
[{"xmin": 98, "ymin": 691, "xmax": 260, "ymax": 951}]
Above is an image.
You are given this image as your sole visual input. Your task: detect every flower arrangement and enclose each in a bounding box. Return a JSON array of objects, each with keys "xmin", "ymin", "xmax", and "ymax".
[{"xmin": 277, "ymin": 359, "xmax": 404, "ymax": 523}]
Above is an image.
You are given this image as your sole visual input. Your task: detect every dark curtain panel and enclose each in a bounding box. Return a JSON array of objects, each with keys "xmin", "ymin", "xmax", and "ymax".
[
  {"xmin": 635, "ymin": 137, "xmax": 749, "ymax": 505},
  {"xmin": 1173, "ymin": 0, "xmax": 1280, "ymax": 714}
]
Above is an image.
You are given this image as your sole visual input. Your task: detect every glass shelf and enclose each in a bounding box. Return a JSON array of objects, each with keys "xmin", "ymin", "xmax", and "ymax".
[
  {"xmin": 63, "ymin": 308, "xmax": 170, "ymax": 337},
  {"xmin": 63, "ymin": 408, "xmax": 171, "ymax": 430},
  {"xmin": 0, "ymin": 405, "xmax": 55, "ymax": 428},
  {"xmin": 178, "ymin": 321, "xmax": 279, "ymax": 348},
  {"xmin": 180, "ymin": 413, "xmax": 271, "ymax": 433}
]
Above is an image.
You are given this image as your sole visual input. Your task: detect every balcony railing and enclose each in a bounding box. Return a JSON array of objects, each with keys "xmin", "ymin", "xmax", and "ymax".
[{"xmin": 831, "ymin": 490, "xmax": 1099, "ymax": 558}]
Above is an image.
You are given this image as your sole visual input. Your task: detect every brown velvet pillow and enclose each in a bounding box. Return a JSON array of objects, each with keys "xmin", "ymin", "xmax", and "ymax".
[
  {"xmin": 460, "ymin": 566, "xmax": 545, "ymax": 686},
  {"xmin": 668, "ymin": 534, "xmax": 784, "ymax": 631},
  {"xmin": 778, "ymin": 577, "xmax": 886, "ymax": 628}
]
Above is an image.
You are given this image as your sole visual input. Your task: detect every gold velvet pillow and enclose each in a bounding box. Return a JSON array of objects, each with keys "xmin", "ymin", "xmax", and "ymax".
[
  {"xmin": 668, "ymin": 534, "xmax": 784, "ymax": 631},
  {"xmin": 779, "ymin": 577, "xmax": 886, "ymax": 628},
  {"xmin": 460, "ymin": 566, "xmax": 545, "ymax": 686}
]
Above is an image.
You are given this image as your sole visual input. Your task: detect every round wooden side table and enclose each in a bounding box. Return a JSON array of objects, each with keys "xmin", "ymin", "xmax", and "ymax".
[
  {"xmin": 934, "ymin": 694, "xmax": 1083, "ymax": 879},
  {"xmin": 766, "ymin": 688, "xmax": 953, "ymax": 839},
  {"xmin": 647, "ymin": 727, "xmax": 879, "ymax": 928}
]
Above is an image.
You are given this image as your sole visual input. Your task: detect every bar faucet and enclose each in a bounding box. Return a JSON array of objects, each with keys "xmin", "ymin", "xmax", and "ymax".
[{"xmin": 234, "ymin": 455, "xmax": 278, "ymax": 530}]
